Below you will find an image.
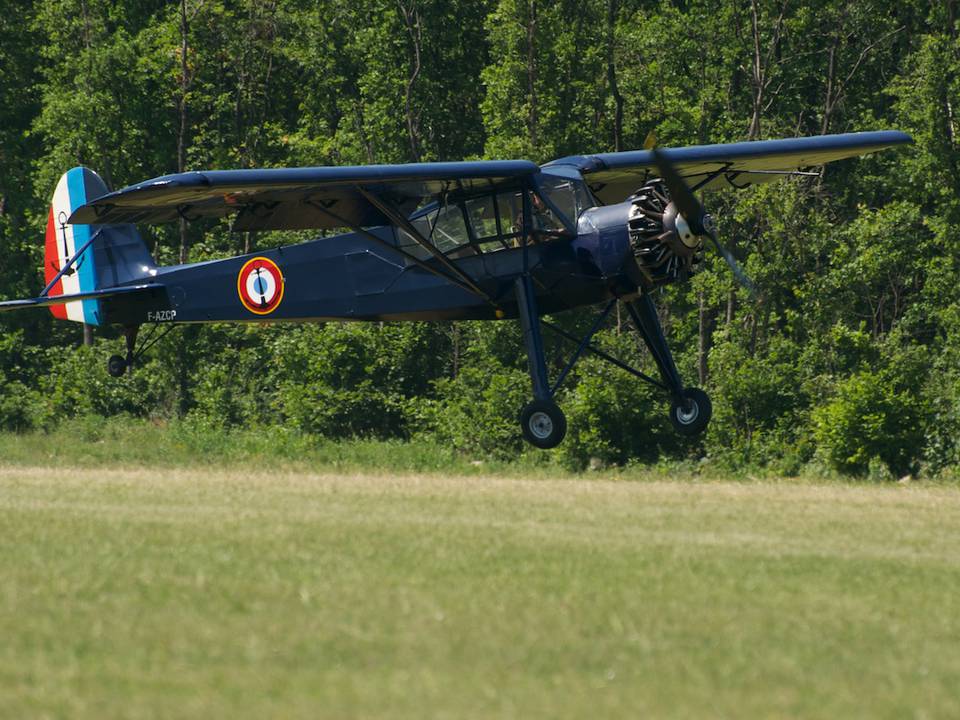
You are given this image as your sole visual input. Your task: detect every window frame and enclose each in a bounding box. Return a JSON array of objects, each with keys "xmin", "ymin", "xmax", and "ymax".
[{"xmin": 397, "ymin": 176, "xmax": 589, "ymax": 261}]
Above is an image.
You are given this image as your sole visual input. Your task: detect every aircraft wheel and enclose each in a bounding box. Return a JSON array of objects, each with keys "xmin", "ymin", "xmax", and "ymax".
[
  {"xmin": 520, "ymin": 399, "xmax": 567, "ymax": 449},
  {"xmin": 669, "ymin": 387, "xmax": 712, "ymax": 436},
  {"xmin": 107, "ymin": 354, "xmax": 128, "ymax": 378}
]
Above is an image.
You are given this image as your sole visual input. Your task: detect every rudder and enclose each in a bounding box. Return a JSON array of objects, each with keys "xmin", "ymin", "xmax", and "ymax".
[{"xmin": 44, "ymin": 168, "xmax": 155, "ymax": 325}]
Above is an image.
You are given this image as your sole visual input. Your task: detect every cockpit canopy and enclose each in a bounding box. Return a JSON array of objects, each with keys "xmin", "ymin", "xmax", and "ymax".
[{"xmin": 398, "ymin": 169, "xmax": 595, "ymax": 260}]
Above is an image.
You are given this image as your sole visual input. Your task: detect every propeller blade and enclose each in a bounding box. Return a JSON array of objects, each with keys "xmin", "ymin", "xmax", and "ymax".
[
  {"xmin": 650, "ymin": 148, "xmax": 704, "ymax": 233},
  {"xmin": 651, "ymin": 146, "xmax": 756, "ymax": 295},
  {"xmin": 707, "ymin": 230, "xmax": 756, "ymax": 296}
]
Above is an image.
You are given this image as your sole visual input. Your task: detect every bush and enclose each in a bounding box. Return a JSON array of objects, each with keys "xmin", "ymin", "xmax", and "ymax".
[
  {"xmin": 812, "ymin": 370, "xmax": 923, "ymax": 477},
  {"xmin": 705, "ymin": 335, "xmax": 810, "ymax": 469},
  {"xmin": 271, "ymin": 322, "xmax": 451, "ymax": 438},
  {"xmin": 429, "ymin": 363, "xmax": 529, "ymax": 458},
  {"xmin": 558, "ymin": 356, "xmax": 669, "ymax": 470},
  {"xmin": 19, "ymin": 342, "xmax": 174, "ymax": 427}
]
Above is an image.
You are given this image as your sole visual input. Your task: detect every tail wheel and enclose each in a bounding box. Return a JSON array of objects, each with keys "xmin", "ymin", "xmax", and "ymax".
[
  {"xmin": 107, "ymin": 354, "xmax": 128, "ymax": 378},
  {"xmin": 520, "ymin": 400, "xmax": 567, "ymax": 449},
  {"xmin": 669, "ymin": 388, "xmax": 712, "ymax": 436}
]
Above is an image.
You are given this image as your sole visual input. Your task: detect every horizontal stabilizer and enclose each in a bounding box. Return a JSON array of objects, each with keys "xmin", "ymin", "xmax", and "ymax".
[{"xmin": 0, "ymin": 284, "xmax": 156, "ymax": 314}]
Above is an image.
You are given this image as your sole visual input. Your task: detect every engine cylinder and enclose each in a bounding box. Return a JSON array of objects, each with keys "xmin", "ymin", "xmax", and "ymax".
[{"xmin": 627, "ymin": 179, "xmax": 704, "ymax": 288}]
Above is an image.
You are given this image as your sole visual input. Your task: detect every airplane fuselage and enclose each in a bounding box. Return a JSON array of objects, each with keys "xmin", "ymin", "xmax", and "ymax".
[{"xmin": 99, "ymin": 201, "xmax": 637, "ymax": 327}]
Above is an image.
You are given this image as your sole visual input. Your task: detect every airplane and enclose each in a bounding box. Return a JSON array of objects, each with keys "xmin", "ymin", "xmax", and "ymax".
[{"xmin": 0, "ymin": 130, "xmax": 912, "ymax": 448}]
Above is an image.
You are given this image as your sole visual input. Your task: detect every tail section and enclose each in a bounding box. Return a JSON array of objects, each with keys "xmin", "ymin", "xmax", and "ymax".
[{"xmin": 44, "ymin": 168, "xmax": 155, "ymax": 325}]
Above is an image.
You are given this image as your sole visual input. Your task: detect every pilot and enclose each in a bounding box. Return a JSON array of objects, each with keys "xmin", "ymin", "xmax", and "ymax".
[{"xmin": 511, "ymin": 193, "xmax": 554, "ymax": 243}]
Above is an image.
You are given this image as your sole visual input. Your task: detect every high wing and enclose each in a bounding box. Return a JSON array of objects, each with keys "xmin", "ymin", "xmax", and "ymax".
[
  {"xmin": 69, "ymin": 132, "xmax": 910, "ymax": 229},
  {"xmin": 69, "ymin": 160, "xmax": 539, "ymax": 231},
  {"xmin": 544, "ymin": 130, "xmax": 912, "ymax": 204}
]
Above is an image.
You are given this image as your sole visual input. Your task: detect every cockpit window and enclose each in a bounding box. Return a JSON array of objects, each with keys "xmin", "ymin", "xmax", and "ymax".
[
  {"xmin": 397, "ymin": 181, "xmax": 588, "ymax": 262},
  {"xmin": 536, "ymin": 175, "xmax": 595, "ymax": 227},
  {"xmin": 496, "ymin": 191, "xmax": 523, "ymax": 237},
  {"xmin": 429, "ymin": 203, "xmax": 469, "ymax": 251},
  {"xmin": 404, "ymin": 202, "xmax": 469, "ymax": 254},
  {"xmin": 530, "ymin": 192, "xmax": 567, "ymax": 234},
  {"xmin": 466, "ymin": 196, "xmax": 499, "ymax": 240},
  {"xmin": 495, "ymin": 190, "xmax": 565, "ymax": 236}
]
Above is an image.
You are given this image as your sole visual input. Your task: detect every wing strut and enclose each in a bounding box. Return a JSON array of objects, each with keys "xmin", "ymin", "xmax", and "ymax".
[
  {"xmin": 355, "ymin": 187, "xmax": 501, "ymax": 308},
  {"xmin": 40, "ymin": 228, "xmax": 102, "ymax": 298},
  {"xmin": 304, "ymin": 199, "xmax": 501, "ymax": 309}
]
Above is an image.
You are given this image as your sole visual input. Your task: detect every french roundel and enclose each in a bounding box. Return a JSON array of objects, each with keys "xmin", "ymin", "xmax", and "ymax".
[{"xmin": 237, "ymin": 257, "xmax": 285, "ymax": 315}]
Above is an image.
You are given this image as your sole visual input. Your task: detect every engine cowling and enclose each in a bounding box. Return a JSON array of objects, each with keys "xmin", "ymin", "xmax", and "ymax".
[{"xmin": 627, "ymin": 179, "xmax": 705, "ymax": 288}]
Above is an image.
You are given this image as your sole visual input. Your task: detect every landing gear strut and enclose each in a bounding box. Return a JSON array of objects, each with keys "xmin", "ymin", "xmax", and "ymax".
[
  {"xmin": 516, "ymin": 281, "xmax": 712, "ymax": 449},
  {"xmin": 515, "ymin": 275, "xmax": 567, "ymax": 449},
  {"xmin": 625, "ymin": 295, "xmax": 712, "ymax": 437}
]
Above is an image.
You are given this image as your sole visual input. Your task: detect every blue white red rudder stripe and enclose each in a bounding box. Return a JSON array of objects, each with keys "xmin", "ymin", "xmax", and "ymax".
[
  {"xmin": 44, "ymin": 168, "xmax": 108, "ymax": 324},
  {"xmin": 43, "ymin": 167, "xmax": 157, "ymax": 324}
]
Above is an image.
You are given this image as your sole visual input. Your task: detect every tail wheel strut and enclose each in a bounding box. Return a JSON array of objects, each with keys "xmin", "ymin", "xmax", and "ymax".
[{"xmin": 105, "ymin": 323, "xmax": 177, "ymax": 378}]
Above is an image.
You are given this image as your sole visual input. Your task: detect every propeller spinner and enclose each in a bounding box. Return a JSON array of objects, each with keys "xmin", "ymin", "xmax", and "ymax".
[{"xmin": 649, "ymin": 148, "xmax": 756, "ymax": 295}]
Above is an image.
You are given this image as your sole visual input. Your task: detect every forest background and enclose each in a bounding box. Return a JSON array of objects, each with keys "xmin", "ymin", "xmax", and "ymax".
[{"xmin": 0, "ymin": 0, "xmax": 958, "ymax": 477}]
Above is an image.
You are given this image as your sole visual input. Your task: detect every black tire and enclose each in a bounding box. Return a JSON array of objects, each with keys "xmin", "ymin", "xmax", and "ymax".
[
  {"xmin": 519, "ymin": 399, "xmax": 567, "ymax": 449},
  {"xmin": 107, "ymin": 354, "xmax": 128, "ymax": 378},
  {"xmin": 669, "ymin": 387, "xmax": 712, "ymax": 436}
]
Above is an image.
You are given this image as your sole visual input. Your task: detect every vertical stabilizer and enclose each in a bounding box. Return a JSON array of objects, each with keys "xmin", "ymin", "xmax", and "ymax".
[{"xmin": 44, "ymin": 167, "xmax": 155, "ymax": 325}]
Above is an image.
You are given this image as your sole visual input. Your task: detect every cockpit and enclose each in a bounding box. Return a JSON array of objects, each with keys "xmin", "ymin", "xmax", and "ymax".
[{"xmin": 397, "ymin": 169, "xmax": 595, "ymax": 260}]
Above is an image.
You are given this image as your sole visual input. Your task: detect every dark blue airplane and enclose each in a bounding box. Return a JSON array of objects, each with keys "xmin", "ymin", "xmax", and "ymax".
[{"xmin": 0, "ymin": 131, "xmax": 911, "ymax": 448}]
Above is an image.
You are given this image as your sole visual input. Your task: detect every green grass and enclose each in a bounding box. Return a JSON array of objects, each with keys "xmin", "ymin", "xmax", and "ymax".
[
  {"xmin": 2, "ymin": 465, "xmax": 960, "ymax": 718},
  {"xmin": 0, "ymin": 417, "xmax": 559, "ymax": 476},
  {"xmin": 0, "ymin": 417, "xmax": 881, "ymax": 481}
]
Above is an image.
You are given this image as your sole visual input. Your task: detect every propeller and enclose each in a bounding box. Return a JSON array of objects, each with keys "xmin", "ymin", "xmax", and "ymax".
[{"xmin": 649, "ymin": 147, "xmax": 756, "ymax": 295}]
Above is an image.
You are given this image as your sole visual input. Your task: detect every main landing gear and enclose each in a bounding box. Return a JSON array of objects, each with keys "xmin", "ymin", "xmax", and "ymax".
[
  {"xmin": 513, "ymin": 276, "xmax": 712, "ymax": 449},
  {"xmin": 105, "ymin": 323, "xmax": 177, "ymax": 377},
  {"xmin": 669, "ymin": 387, "xmax": 711, "ymax": 436},
  {"xmin": 520, "ymin": 398, "xmax": 568, "ymax": 449},
  {"xmin": 515, "ymin": 276, "xmax": 569, "ymax": 449}
]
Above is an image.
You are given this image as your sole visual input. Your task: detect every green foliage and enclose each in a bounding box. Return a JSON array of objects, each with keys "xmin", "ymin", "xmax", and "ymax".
[
  {"xmin": 557, "ymin": 342, "xmax": 673, "ymax": 470},
  {"xmin": 429, "ymin": 363, "xmax": 530, "ymax": 458},
  {"xmin": 707, "ymin": 334, "xmax": 809, "ymax": 467},
  {"xmin": 270, "ymin": 322, "xmax": 449, "ymax": 438},
  {"xmin": 812, "ymin": 367, "xmax": 924, "ymax": 477}
]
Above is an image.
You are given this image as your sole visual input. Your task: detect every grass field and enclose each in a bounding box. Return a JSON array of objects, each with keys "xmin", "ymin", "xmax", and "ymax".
[{"xmin": 3, "ymin": 466, "xmax": 960, "ymax": 718}]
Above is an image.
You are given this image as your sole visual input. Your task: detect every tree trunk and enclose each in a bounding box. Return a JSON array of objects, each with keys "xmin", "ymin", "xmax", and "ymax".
[
  {"xmin": 746, "ymin": 0, "xmax": 788, "ymax": 140},
  {"xmin": 177, "ymin": 0, "xmax": 190, "ymax": 264},
  {"xmin": 821, "ymin": 38, "xmax": 838, "ymax": 136},
  {"xmin": 606, "ymin": 0, "xmax": 623, "ymax": 151},
  {"xmin": 451, "ymin": 322, "xmax": 460, "ymax": 379},
  {"xmin": 526, "ymin": 0, "xmax": 538, "ymax": 150},
  {"xmin": 697, "ymin": 291, "xmax": 715, "ymax": 385},
  {"xmin": 398, "ymin": 1, "xmax": 423, "ymax": 162},
  {"xmin": 747, "ymin": 0, "xmax": 765, "ymax": 140}
]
